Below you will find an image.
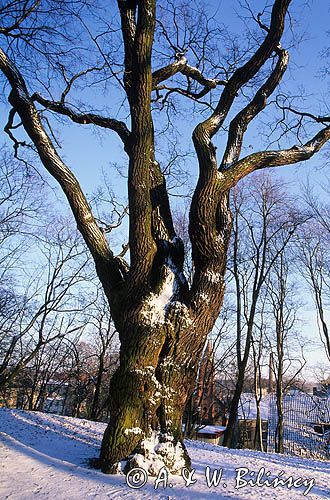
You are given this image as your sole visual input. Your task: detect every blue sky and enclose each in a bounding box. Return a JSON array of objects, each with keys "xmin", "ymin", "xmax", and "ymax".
[
  {"xmin": 1, "ymin": 0, "xmax": 329, "ymax": 379},
  {"xmin": 57, "ymin": 0, "xmax": 330, "ymax": 197}
]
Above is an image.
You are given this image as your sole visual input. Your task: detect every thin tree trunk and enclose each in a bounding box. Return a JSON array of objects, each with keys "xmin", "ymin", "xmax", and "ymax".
[
  {"xmin": 223, "ymin": 367, "xmax": 245, "ymax": 448},
  {"xmin": 275, "ymin": 358, "xmax": 284, "ymax": 453},
  {"xmin": 90, "ymin": 355, "xmax": 104, "ymax": 421},
  {"xmin": 254, "ymin": 405, "xmax": 264, "ymax": 451}
]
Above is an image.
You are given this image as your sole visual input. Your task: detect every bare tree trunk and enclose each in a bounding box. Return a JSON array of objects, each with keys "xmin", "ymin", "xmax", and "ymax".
[
  {"xmin": 90, "ymin": 356, "xmax": 104, "ymax": 421},
  {"xmin": 223, "ymin": 367, "xmax": 245, "ymax": 448},
  {"xmin": 253, "ymin": 342, "xmax": 264, "ymax": 452},
  {"xmin": 268, "ymin": 252, "xmax": 296, "ymax": 454},
  {"xmin": 275, "ymin": 365, "xmax": 284, "ymax": 454},
  {"xmin": 224, "ymin": 176, "xmax": 301, "ymax": 448},
  {"xmin": 183, "ymin": 395, "xmax": 194, "ymax": 439},
  {"xmin": 254, "ymin": 405, "xmax": 264, "ymax": 452}
]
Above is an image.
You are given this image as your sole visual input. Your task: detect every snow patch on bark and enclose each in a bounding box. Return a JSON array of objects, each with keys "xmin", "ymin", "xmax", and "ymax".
[
  {"xmin": 132, "ymin": 365, "xmax": 162, "ymax": 389},
  {"xmin": 196, "ymin": 292, "xmax": 210, "ymax": 304},
  {"xmin": 141, "ymin": 265, "xmax": 176, "ymax": 325},
  {"xmin": 168, "ymin": 301, "xmax": 192, "ymax": 326},
  {"xmin": 140, "ymin": 258, "xmax": 191, "ymax": 326},
  {"xmin": 217, "ymin": 170, "xmax": 226, "ymax": 180},
  {"xmin": 205, "ymin": 270, "xmax": 222, "ymax": 283},
  {"xmin": 124, "ymin": 427, "xmax": 143, "ymax": 436},
  {"xmin": 128, "ymin": 430, "xmax": 187, "ymax": 475}
]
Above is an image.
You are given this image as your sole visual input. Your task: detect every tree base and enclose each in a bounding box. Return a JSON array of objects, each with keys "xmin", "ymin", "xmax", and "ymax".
[{"xmin": 101, "ymin": 430, "xmax": 191, "ymax": 476}]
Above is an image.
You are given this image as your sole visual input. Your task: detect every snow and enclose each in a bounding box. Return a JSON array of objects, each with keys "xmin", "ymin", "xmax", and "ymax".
[
  {"xmin": 0, "ymin": 408, "xmax": 329, "ymax": 499},
  {"xmin": 142, "ymin": 268, "xmax": 175, "ymax": 324},
  {"xmin": 141, "ymin": 260, "xmax": 178, "ymax": 325},
  {"xmin": 267, "ymin": 391, "xmax": 330, "ymax": 460},
  {"xmin": 128, "ymin": 430, "xmax": 186, "ymax": 476},
  {"xmin": 238, "ymin": 393, "xmax": 270, "ymax": 421},
  {"xmin": 124, "ymin": 427, "xmax": 143, "ymax": 436},
  {"xmin": 196, "ymin": 292, "xmax": 210, "ymax": 304},
  {"xmin": 205, "ymin": 270, "xmax": 223, "ymax": 284},
  {"xmin": 141, "ymin": 258, "xmax": 192, "ymax": 327},
  {"xmin": 197, "ymin": 425, "xmax": 227, "ymax": 435}
]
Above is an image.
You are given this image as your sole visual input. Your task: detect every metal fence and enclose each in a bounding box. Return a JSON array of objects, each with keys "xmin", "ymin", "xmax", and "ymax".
[{"xmin": 267, "ymin": 391, "xmax": 330, "ymax": 460}]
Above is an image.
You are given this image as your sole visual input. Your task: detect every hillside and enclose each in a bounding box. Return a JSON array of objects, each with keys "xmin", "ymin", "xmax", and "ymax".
[{"xmin": 0, "ymin": 408, "xmax": 329, "ymax": 499}]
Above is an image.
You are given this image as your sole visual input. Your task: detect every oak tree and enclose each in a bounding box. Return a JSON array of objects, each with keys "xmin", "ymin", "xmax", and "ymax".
[{"xmin": 0, "ymin": 0, "xmax": 330, "ymax": 473}]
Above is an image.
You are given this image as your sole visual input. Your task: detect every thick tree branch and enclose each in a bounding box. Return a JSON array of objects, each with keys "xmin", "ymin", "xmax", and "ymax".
[
  {"xmin": 181, "ymin": 64, "xmax": 226, "ymax": 89},
  {"xmin": 221, "ymin": 48, "xmax": 289, "ymax": 168},
  {"xmin": 152, "ymin": 54, "xmax": 226, "ymax": 112},
  {"xmin": 152, "ymin": 55, "xmax": 187, "ymax": 87},
  {"xmin": 118, "ymin": 0, "xmax": 137, "ymax": 100},
  {"xmin": 122, "ymin": 0, "xmax": 160, "ymax": 295},
  {"xmin": 32, "ymin": 93, "xmax": 131, "ymax": 150},
  {"xmin": 121, "ymin": 1, "xmax": 188, "ymax": 300},
  {"xmin": 193, "ymin": 0, "xmax": 291, "ymax": 157},
  {"xmin": 224, "ymin": 125, "xmax": 330, "ymax": 188},
  {"xmin": 153, "ymin": 84, "xmax": 214, "ymax": 109},
  {"xmin": 0, "ymin": 47, "xmax": 124, "ymax": 306},
  {"xmin": 188, "ymin": 0, "xmax": 291, "ymax": 314},
  {"xmin": 190, "ymin": 0, "xmax": 291, "ymax": 257},
  {"xmin": 152, "ymin": 54, "xmax": 226, "ymax": 89}
]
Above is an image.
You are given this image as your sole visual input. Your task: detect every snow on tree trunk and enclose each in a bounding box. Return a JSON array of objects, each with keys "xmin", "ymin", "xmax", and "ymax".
[{"xmin": 99, "ymin": 262, "xmax": 227, "ymax": 474}]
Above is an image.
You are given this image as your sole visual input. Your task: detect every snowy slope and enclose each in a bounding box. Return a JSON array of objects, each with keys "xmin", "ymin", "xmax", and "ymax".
[{"xmin": 0, "ymin": 408, "xmax": 329, "ymax": 499}]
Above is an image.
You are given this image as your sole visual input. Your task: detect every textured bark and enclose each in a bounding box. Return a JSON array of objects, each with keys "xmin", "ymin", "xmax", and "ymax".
[{"xmin": 99, "ymin": 278, "xmax": 229, "ymax": 473}]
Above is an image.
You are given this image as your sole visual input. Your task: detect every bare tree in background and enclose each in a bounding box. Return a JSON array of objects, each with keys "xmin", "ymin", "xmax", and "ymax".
[
  {"xmin": 223, "ymin": 174, "xmax": 302, "ymax": 447},
  {"xmin": 251, "ymin": 302, "xmax": 268, "ymax": 452},
  {"xmin": 0, "ymin": 0, "xmax": 330, "ymax": 472},
  {"xmin": 266, "ymin": 250, "xmax": 306, "ymax": 453},
  {"xmin": 296, "ymin": 214, "xmax": 330, "ymax": 362},
  {"xmin": 0, "ymin": 226, "xmax": 89, "ymax": 390},
  {"xmin": 0, "ymin": 145, "xmax": 45, "ymax": 298},
  {"xmin": 85, "ymin": 293, "xmax": 119, "ymax": 421}
]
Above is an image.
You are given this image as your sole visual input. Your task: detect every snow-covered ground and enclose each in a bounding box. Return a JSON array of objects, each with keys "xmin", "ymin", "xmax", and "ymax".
[
  {"xmin": 0, "ymin": 408, "xmax": 329, "ymax": 499},
  {"xmin": 238, "ymin": 392, "xmax": 270, "ymax": 420}
]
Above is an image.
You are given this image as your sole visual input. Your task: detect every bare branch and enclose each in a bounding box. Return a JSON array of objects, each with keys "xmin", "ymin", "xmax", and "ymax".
[
  {"xmin": 221, "ymin": 48, "xmax": 289, "ymax": 167},
  {"xmin": 97, "ymin": 206, "xmax": 129, "ymax": 233},
  {"xmin": 275, "ymin": 96, "xmax": 330, "ymax": 125},
  {"xmin": 32, "ymin": 93, "xmax": 131, "ymax": 149},
  {"xmin": 4, "ymin": 108, "xmax": 27, "ymax": 155},
  {"xmin": 0, "ymin": 0, "xmax": 41, "ymax": 36},
  {"xmin": 153, "ymin": 83, "xmax": 214, "ymax": 109},
  {"xmin": 189, "ymin": 0, "xmax": 292, "ymax": 309},
  {"xmin": 195, "ymin": 0, "xmax": 292, "ymax": 144},
  {"xmin": 224, "ymin": 125, "xmax": 330, "ymax": 188},
  {"xmin": 152, "ymin": 54, "xmax": 226, "ymax": 89},
  {"xmin": 59, "ymin": 65, "xmax": 107, "ymax": 104}
]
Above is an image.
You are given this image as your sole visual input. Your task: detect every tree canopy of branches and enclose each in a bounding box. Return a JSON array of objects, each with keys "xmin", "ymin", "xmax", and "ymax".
[{"xmin": 0, "ymin": 0, "xmax": 330, "ymax": 474}]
